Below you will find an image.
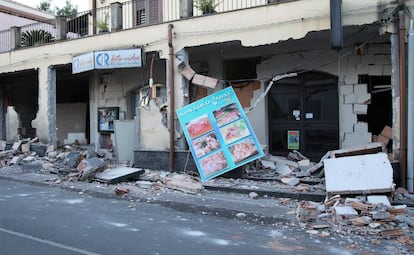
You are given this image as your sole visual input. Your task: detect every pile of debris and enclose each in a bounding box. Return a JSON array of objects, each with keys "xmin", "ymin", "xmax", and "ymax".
[
  {"xmin": 296, "ymin": 194, "xmax": 414, "ymax": 246},
  {"xmin": 0, "ymin": 137, "xmax": 205, "ymax": 195}
]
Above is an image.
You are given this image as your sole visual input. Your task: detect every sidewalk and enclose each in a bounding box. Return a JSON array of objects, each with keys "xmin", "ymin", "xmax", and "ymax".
[
  {"xmin": 1, "ymin": 167, "xmax": 414, "ymax": 254},
  {"xmin": 0, "ymin": 170, "xmax": 301, "ymax": 224}
]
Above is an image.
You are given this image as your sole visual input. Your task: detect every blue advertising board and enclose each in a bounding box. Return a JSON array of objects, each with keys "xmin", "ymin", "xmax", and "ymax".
[{"xmin": 176, "ymin": 87, "xmax": 264, "ymax": 181}]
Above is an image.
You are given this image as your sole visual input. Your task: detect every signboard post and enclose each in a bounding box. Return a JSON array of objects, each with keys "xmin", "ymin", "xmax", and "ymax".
[{"xmin": 176, "ymin": 87, "xmax": 264, "ymax": 181}]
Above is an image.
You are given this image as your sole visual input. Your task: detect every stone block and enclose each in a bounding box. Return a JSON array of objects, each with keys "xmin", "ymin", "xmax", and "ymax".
[
  {"xmin": 354, "ymin": 84, "xmax": 367, "ymax": 94},
  {"xmin": 344, "ymin": 94, "xmax": 358, "ymax": 104},
  {"xmin": 30, "ymin": 144, "xmax": 47, "ymax": 157},
  {"xmin": 353, "ymin": 104, "xmax": 368, "ymax": 114},
  {"xmin": 339, "ymin": 84, "xmax": 353, "ymax": 96},
  {"xmin": 368, "ymin": 64, "xmax": 382, "ymax": 75},
  {"xmin": 66, "ymin": 151, "xmax": 82, "ymax": 168},
  {"xmin": 357, "ymin": 93, "xmax": 371, "ymax": 104}
]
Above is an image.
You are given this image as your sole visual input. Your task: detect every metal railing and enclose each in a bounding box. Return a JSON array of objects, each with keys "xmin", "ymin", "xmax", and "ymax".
[{"xmin": 0, "ymin": 0, "xmax": 278, "ymax": 53}]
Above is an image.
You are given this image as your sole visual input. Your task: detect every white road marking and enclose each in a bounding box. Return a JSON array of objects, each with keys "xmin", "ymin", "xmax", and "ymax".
[{"xmin": 0, "ymin": 226, "xmax": 101, "ymax": 255}]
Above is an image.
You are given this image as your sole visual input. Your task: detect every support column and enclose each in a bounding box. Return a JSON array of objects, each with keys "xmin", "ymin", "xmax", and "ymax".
[
  {"xmin": 55, "ymin": 16, "xmax": 67, "ymax": 41},
  {"xmin": 10, "ymin": 26, "xmax": 21, "ymax": 50},
  {"xmin": 31, "ymin": 66, "xmax": 57, "ymax": 146},
  {"xmin": 174, "ymin": 48, "xmax": 190, "ymax": 150},
  {"xmin": 111, "ymin": 2, "xmax": 123, "ymax": 32},
  {"xmin": 180, "ymin": 0, "xmax": 193, "ymax": 18}
]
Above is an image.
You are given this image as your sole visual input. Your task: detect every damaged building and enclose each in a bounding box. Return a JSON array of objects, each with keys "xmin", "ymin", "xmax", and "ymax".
[{"xmin": 0, "ymin": 0, "xmax": 414, "ymax": 191}]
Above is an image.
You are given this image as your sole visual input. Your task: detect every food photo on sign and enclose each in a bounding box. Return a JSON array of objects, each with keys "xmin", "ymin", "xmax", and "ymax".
[{"xmin": 176, "ymin": 87, "xmax": 264, "ymax": 181}]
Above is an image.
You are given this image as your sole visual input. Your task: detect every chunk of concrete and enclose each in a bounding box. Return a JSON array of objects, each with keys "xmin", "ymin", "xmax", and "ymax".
[
  {"xmin": 367, "ymin": 195, "xmax": 391, "ymax": 207},
  {"xmin": 94, "ymin": 167, "xmax": 144, "ymax": 184},
  {"xmin": 65, "ymin": 152, "xmax": 82, "ymax": 168},
  {"xmin": 324, "ymin": 153, "xmax": 393, "ymax": 194}
]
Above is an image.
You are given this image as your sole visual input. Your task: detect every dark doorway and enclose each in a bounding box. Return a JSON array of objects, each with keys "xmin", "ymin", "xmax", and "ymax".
[{"xmin": 268, "ymin": 71, "xmax": 339, "ymax": 161}]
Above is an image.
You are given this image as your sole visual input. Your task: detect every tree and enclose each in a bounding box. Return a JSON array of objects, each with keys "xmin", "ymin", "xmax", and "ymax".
[
  {"xmin": 37, "ymin": 0, "xmax": 53, "ymax": 13},
  {"xmin": 37, "ymin": 0, "xmax": 78, "ymax": 17},
  {"xmin": 56, "ymin": 0, "xmax": 78, "ymax": 17}
]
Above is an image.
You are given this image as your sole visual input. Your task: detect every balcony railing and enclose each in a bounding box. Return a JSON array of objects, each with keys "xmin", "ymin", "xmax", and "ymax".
[{"xmin": 0, "ymin": 0, "xmax": 282, "ymax": 53}]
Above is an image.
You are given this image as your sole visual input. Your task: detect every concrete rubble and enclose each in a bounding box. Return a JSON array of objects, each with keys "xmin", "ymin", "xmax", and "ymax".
[{"xmin": 0, "ymin": 137, "xmax": 413, "ymax": 252}]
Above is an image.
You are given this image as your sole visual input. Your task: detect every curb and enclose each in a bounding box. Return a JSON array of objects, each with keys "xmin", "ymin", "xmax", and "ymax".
[
  {"xmin": 202, "ymin": 184, "xmax": 326, "ymax": 202},
  {"xmin": 0, "ymin": 174, "xmax": 294, "ymax": 225}
]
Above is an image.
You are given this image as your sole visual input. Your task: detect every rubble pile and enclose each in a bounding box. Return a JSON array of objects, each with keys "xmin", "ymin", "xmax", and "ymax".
[{"xmin": 295, "ymin": 194, "xmax": 414, "ymax": 247}]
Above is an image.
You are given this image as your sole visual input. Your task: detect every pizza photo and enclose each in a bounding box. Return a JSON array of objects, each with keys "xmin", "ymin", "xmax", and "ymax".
[
  {"xmin": 185, "ymin": 114, "xmax": 213, "ymax": 139},
  {"xmin": 213, "ymin": 103, "xmax": 242, "ymax": 126},
  {"xmin": 200, "ymin": 151, "xmax": 228, "ymax": 176},
  {"xmin": 229, "ymin": 138, "xmax": 259, "ymax": 164},
  {"xmin": 192, "ymin": 132, "xmax": 220, "ymax": 158},
  {"xmin": 220, "ymin": 119, "xmax": 251, "ymax": 145}
]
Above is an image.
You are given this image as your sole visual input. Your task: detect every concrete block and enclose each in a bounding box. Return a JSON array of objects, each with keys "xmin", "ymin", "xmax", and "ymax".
[
  {"xmin": 368, "ymin": 64, "xmax": 382, "ymax": 75},
  {"xmin": 30, "ymin": 144, "xmax": 47, "ymax": 157},
  {"xmin": 374, "ymin": 54, "xmax": 390, "ymax": 65},
  {"xmin": 344, "ymin": 94, "xmax": 358, "ymax": 104},
  {"xmin": 354, "ymin": 122, "xmax": 368, "ymax": 133},
  {"xmin": 324, "ymin": 153, "xmax": 393, "ymax": 194},
  {"xmin": 65, "ymin": 151, "xmax": 82, "ymax": 168},
  {"xmin": 367, "ymin": 195, "xmax": 391, "ymax": 206},
  {"xmin": 354, "ymin": 84, "xmax": 367, "ymax": 94},
  {"xmin": 21, "ymin": 143, "xmax": 30, "ymax": 153},
  {"xmin": 344, "ymin": 74, "xmax": 358, "ymax": 85},
  {"xmin": 357, "ymin": 93, "xmax": 371, "ymax": 104},
  {"xmin": 360, "ymin": 54, "xmax": 375, "ymax": 65},
  {"xmin": 382, "ymin": 64, "xmax": 392, "ymax": 75},
  {"xmin": 339, "ymin": 104, "xmax": 357, "ymax": 133},
  {"xmin": 334, "ymin": 206, "xmax": 359, "ymax": 217},
  {"xmin": 353, "ymin": 104, "xmax": 368, "ymax": 114},
  {"xmin": 339, "ymin": 84, "xmax": 353, "ymax": 96},
  {"xmin": 341, "ymin": 131, "xmax": 371, "ymax": 149}
]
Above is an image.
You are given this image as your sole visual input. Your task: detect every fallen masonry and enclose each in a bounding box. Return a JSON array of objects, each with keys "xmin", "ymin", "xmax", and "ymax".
[{"xmin": 0, "ymin": 138, "xmax": 413, "ymax": 251}]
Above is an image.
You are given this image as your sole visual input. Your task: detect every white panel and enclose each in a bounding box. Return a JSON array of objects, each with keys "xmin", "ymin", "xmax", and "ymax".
[
  {"xmin": 114, "ymin": 120, "xmax": 136, "ymax": 163},
  {"xmin": 324, "ymin": 153, "xmax": 393, "ymax": 193}
]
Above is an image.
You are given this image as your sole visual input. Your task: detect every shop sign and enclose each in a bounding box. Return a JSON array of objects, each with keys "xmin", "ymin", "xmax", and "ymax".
[
  {"xmin": 176, "ymin": 87, "xmax": 264, "ymax": 181},
  {"xmin": 95, "ymin": 48, "xmax": 142, "ymax": 69},
  {"xmin": 72, "ymin": 48, "xmax": 142, "ymax": 74},
  {"xmin": 72, "ymin": 52, "xmax": 94, "ymax": 74}
]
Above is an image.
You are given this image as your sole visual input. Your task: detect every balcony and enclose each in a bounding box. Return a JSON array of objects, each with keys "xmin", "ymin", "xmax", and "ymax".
[{"xmin": 0, "ymin": 0, "xmax": 288, "ymax": 53}]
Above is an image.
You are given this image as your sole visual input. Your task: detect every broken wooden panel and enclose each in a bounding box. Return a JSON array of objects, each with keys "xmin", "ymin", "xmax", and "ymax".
[
  {"xmin": 324, "ymin": 153, "xmax": 394, "ymax": 194},
  {"xmin": 93, "ymin": 167, "xmax": 144, "ymax": 184},
  {"xmin": 232, "ymin": 81, "xmax": 261, "ymax": 108},
  {"xmin": 329, "ymin": 142, "xmax": 385, "ymax": 158}
]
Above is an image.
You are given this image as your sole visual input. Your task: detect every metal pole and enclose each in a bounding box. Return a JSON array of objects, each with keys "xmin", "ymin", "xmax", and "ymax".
[
  {"xmin": 398, "ymin": 6, "xmax": 407, "ymax": 188},
  {"xmin": 168, "ymin": 24, "xmax": 175, "ymax": 172},
  {"xmin": 407, "ymin": 19, "xmax": 414, "ymax": 192}
]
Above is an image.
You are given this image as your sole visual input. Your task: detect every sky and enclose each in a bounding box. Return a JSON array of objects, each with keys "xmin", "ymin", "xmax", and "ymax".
[{"xmin": 12, "ymin": 0, "xmax": 89, "ymax": 12}]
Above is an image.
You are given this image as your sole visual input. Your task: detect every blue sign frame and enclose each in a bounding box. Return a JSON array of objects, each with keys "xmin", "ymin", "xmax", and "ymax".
[{"xmin": 176, "ymin": 87, "xmax": 264, "ymax": 181}]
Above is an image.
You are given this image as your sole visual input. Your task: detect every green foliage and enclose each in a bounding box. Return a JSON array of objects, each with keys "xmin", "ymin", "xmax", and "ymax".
[
  {"xmin": 37, "ymin": 0, "xmax": 78, "ymax": 17},
  {"xmin": 37, "ymin": 0, "xmax": 53, "ymax": 13},
  {"xmin": 21, "ymin": 29, "xmax": 55, "ymax": 47},
  {"xmin": 194, "ymin": 0, "xmax": 219, "ymax": 14},
  {"xmin": 56, "ymin": 0, "xmax": 78, "ymax": 17},
  {"xmin": 96, "ymin": 13, "xmax": 109, "ymax": 33}
]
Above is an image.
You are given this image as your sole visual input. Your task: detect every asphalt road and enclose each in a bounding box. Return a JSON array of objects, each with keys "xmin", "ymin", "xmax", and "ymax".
[{"xmin": 0, "ymin": 178, "xmax": 398, "ymax": 255}]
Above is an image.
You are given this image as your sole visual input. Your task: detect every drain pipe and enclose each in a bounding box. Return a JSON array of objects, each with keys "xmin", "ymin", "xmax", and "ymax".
[
  {"xmin": 168, "ymin": 24, "xmax": 175, "ymax": 172},
  {"xmin": 398, "ymin": 2, "xmax": 407, "ymax": 188},
  {"xmin": 407, "ymin": 18, "xmax": 414, "ymax": 192}
]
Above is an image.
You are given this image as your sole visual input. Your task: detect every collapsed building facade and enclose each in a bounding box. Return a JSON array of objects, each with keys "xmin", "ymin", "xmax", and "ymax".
[{"xmin": 0, "ymin": 0, "xmax": 413, "ymax": 190}]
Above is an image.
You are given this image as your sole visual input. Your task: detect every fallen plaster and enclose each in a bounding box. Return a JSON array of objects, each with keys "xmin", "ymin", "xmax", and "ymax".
[
  {"xmin": 138, "ymin": 100, "xmax": 170, "ymax": 150},
  {"xmin": 6, "ymin": 106, "xmax": 20, "ymax": 142}
]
